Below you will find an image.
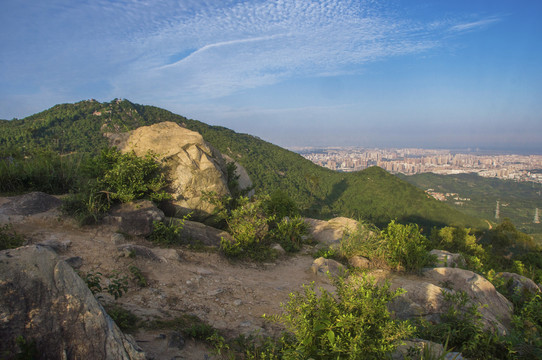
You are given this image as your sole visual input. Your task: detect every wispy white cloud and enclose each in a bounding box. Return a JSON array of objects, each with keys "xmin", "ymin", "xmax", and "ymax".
[{"xmin": 449, "ymin": 17, "xmax": 501, "ymax": 32}]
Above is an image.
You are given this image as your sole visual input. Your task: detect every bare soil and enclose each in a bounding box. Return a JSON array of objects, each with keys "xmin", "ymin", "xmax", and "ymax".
[{"xmin": 3, "ymin": 207, "xmax": 333, "ymax": 359}]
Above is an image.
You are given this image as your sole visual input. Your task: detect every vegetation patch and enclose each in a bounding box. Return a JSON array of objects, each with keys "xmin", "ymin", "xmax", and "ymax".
[{"xmin": 0, "ymin": 223, "xmax": 25, "ymax": 250}]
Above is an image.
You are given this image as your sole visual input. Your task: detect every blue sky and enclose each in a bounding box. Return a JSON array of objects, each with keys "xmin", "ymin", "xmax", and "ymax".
[{"xmin": 1, "ymin": 0, "xmax": 541, "ymax": 152}]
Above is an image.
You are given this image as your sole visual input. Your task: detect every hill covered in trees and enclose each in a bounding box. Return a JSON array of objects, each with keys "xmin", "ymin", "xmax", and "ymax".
[
  {"xmin": 0, "ymin": 99, "xmax": 484, "ymax": 229},
  {"xmin": 399, "ymin": 172, "xmax": 542, "ymax": 242}
]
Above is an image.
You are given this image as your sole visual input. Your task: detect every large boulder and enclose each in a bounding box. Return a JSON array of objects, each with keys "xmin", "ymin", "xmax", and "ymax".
[
  {"xmin": 110, "ymin": 122, "xmax": 233, "ymax": 219},
  {"xmin": 0, "ymin": 245, "xmax": 146, "ymax": 359},
  {"xmin": 305, "ymin": 217, "xmax": 359, "ymax": 247},
  {"xmin": 180, "ymin": 219, "xmax": 234, "ymax": 247},
  {"xmin": 103, "ymin": 199, "xmax": 165, "ymax": 236},
  {"xmin": 496, "ymin": 272, "xmax": 541, "ymax": 295},
  {"xmin": 386, "ymin": 267, "xmax": 513, "ymax": 334}
]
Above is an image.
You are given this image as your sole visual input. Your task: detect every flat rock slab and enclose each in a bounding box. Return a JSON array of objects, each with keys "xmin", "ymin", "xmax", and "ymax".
[{"xmin": 0, "ymin": 192, "xmax": 61, "ymax": 216}]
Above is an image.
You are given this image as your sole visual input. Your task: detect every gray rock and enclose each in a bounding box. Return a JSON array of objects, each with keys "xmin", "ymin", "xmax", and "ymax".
[
  {"xmin": 387, "ymin": 267, "xmax": 513, "ymax": 334},
  {"xmin": 167, "ymin": 331, "xmax": 185, "ymax": 350},
  {"xmin": 37, "ymin": 239, "xmax": 72, "ymax": 253},
  {"xmin": 348, "ymin": 255, "xmax": 371, "ymax": 269},
  {"xmin": 117, "ymin": 244, "xmax": 161, "ymax": 261},
  {"xmin": 104, "ymin": 200, "xmax": 165, "ymax": 236},
  {"xmin": 429, "ymin": 249, "xmax": 466, "ymax": 268},
  {"xmin": 0, "ymin": 245, "xmax": 145, "ymax": 359},
  {"xmin": 271, "ymin": 243, "xmax": 286, "ymax": 254},
  {"xmin": 0, "ymin": 192, "xmax": 61, "ymax": 216},
  {"xmin": 180, "ymin": 219, "xmax": 234, "ymax": 247},
  {"xmin": 305, "ymin": 217, "xmax": 359, "ymax": 247},
  {"xmin": 111, "ymin": 122, "xmax": 235, "ymax": 220},
  {"xmin": 311, "ymin": 257, "xmax": 347, "ymax": 278},
  {"xmin": 111, "ymin": 232, "xmax": 127, "ymax": 245},
  {"xmin": 497, "ymin": 272, "xmax": 541, "ymax": 295},
  {"xmin": 64, "ymin": 256, "xmax": 83, "ymax": 269}
]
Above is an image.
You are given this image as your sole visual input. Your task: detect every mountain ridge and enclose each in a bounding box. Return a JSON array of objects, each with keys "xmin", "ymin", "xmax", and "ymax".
[{"xmin": 0, "ymin": 99, "xmax": 485, "ymax": 229}]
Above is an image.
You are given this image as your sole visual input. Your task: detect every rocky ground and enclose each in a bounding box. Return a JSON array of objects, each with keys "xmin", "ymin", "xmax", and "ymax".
[
  {"xmin": 0, "ymin": 193, "xmax": 334, "ymax": 359},
  {"xmin": 2, "ymin": 192, "xmax": 534, "ymax": 360}
]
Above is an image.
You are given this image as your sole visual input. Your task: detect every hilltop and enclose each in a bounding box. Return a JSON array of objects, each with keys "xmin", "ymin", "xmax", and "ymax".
[{"xmin": 0, "ymin": 99, "xmax": 484, "ymax": 230}]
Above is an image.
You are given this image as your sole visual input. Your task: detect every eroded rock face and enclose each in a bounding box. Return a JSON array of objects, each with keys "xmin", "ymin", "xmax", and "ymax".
[
  {"xmin": 113, "ymin": 122, "xmax": 231, "ymax": 219},
  {"xmin": 429, "ymin": 249, "xmax": 466, "ymax": 268},
  {"xmin": 0, "ymin": 245, "xmax": 146, "ymax": 359}
]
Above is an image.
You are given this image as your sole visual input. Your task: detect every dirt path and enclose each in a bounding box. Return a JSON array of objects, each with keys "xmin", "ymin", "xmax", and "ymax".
[{"xmin": 4, "ymin": 209, "xmax": 332, "ymax": 359}]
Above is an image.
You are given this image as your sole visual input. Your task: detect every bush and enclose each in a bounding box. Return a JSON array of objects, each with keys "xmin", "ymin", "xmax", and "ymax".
[
  {"xmin": 339, "ymin": 221, "xmax": 386, "ymax": 262},
  {"xmin": 105, "ymin": 304, "xmax": 140, "ymax": 333},
  {"xmin": 0, "ymin": 224, "xmax": 25, "ymax": 250},
  {"xmin": 382, "ymin": 221, "xmax": 434, "ymax": 273},
  {"xmin": 220, "ymin": 196, "xmax": 273, "ymax": 260},
  {"xmin": 147, "ymin": 216, "xmax": 188, "ymax": 247},
  {"xmin": 271, "ymin": 216, "xmax": 309, "ymax": 252},
  {"xmin": 415, "ymin": 289, "xmax": 510, "ymax": 359},
  {"xmin": 267, "ymin": 276, "xmax": 414, "ymax": 359}
]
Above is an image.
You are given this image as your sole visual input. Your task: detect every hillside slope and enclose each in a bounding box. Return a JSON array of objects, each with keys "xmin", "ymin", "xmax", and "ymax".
[
  {"xmin": 0, "ymin": 99, "xmax": 484, "ymax": 229},
  {"xmin": 400, "ymin": 172, "xmax": 542, "ymax": 240}
]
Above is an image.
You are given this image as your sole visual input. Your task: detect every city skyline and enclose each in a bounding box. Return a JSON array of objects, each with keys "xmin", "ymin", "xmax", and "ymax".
[{"xmin": 1, "ymin": 0, "xmax": 541, "ymax": 153}]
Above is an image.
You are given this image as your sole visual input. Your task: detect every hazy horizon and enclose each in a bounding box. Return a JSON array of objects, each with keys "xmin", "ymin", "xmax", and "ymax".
[{"xmin": 1, "ymin": 0, "xmax": 541, "ymax": 153}]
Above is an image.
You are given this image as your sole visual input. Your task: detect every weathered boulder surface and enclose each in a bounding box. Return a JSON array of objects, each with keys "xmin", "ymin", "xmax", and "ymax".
[
  {"xmin": 429, "ymin": 249, "xmax": 466, "ymax": 268},
  {"xmin": 496, "ymin": 272, "xmax": 541, "ymax": 295},
  {"xmin": 386, "ymin": 267, "xmax": 513, "ymax": 334},
  {"xmin": 0, "ymin": 245, "xmax": 146, "ymax": 359},
  {"xmin": 311, "ymin": 257, "xmax": 346, "ymax": 278},
  {"xmin": 180, "ymin": 219, "xmax": 234, "ymax": 247},
  {"xmin": 110, "ymin": 122, "xmax": 232, "ymax": 219},
  {"xmin": 103, "ymin": 200, "xmax": 165, "ymax": 236},
  {"xmin": 0, "ymin": 192, "xmax": 61, "ymax": 216},
  {"xmin": 305, "ymin": 217, "xmax": 359, "ymax": 247}
]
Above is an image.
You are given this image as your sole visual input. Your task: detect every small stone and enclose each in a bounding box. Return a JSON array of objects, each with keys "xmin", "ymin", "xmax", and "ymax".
[
  {"xmin": 111, "ymin": 233, "xmax": 126, "ymax": 245},
  {"xmin": 207, "ymin": 289, "xmax": 223, "ymax": 296},
  {"xmin": 167, "ymin": 331, "xmax": 185, "ymax": 349},
  {"xmin": 233, "ymin": 300, "xmax": 243, "ymax": 306},
  {"xmin": 64, "ymin": 256, "xmax": 83, "ymax": 269}
]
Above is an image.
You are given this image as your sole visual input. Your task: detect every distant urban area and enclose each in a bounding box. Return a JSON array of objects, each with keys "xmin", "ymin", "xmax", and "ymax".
[{"xmin": 293, "ymin": 147, "xmax": 542, "ymax": 183}]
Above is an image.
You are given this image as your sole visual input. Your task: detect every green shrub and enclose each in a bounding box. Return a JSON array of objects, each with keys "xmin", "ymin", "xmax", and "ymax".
[
  {"xmin": 79, "ymin": 270, "xmax": 128, "ymax": 300},
  {"xmin": 339, "ymin": 221, "xmax": 386, "ymax": 262},
  {"xmin": 0, "ymin": 151, "xmax": 82, "ymax": 195},
  {"xmin": 105, "ymin": 304, "xmax": 140, "ymax": 333},
  {"xmin": 265, "ymin": 190, "xmax": 299, "ymax": 222},
  {"xmin": 267, "ymin": 276, "xmax": 414, "ymax": 359},
  {"xmin": 415, "ymin": 289, "xmax": 510, "ymax": 359},
  {"xmin": 62, "ymin": 147, "xmax": 170, "ymax": 224},
  {"xmin": 0, "ymin": 224, "xmax": 25, "ymax": 250},
  {"xmin": 129, "ymin": 265, "xmax": 147, "ymax": 287},
  {"xmin": 382, "ymin": 221, "xmax": 434, "ymax": 273},
  {"xmin": 271, "ymin": 215, "xmax": 309, "ymax": 252},
  {"xmin": 220, "ymin": 196, "xmax": 273, "ymax": 260},
  {"xmin": 147, "ymin": 216, "xmax": 188, "ymax": 246}
]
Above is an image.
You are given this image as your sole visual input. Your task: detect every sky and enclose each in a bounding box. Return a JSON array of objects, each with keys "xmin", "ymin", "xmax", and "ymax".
[{"xmin": 1, "ymin": 0, "xmax": 541, "ymax": 153}]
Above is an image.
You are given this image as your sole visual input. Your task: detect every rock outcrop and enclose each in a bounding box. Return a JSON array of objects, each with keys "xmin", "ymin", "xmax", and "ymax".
[
  {"xmin": 305, "ymin": 217, "xmax": 359, "ymax": 247},
  {"xmin": 0, "ymin": 191, "xmax": 61, "ymax": 218},
  {"xmin": 109, "ymin": 121, "xmax": 240, "ymax": 219},
  {"xmin": 429, "ymin": 249, "xmax": 466, "ymax": 268},
  {"xmin": 103, "ymin": 199, "xmax": 165, "ymax": 236},
  {"xmin": 386, "ymin": 267, "xmax": 513, "ymax": 334},
  {"xmin": 0, "ymin": 245, "xmax": 146, "ymax": 359}
]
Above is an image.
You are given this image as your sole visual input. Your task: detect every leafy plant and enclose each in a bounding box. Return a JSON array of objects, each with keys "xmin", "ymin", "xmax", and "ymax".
[
  {"xmin": 14, "ymin": 335, "xmax": 38, "ymax": 360},
  {"xmin": 129, "ymin": 265, "xmax": 147, "ymax": 287},
  {"xmin": 0, "ymin": 223, "xmax": 25, "ymax": 250},
  {"xmin": 267, "ymin": 276, "xmax": 414, "ymax": 359},
  {"xmin": 105, "ymin": 304, "xmax": 140, "ymax": 333},
  {"xmin": 80, "ymin": 270, "xmax": 128, "ymax": 300},
  {"xmin": 382, "ymin": 221, "xmax": 434, "ymax": 273},
  {"xmin": 147, "ymin": 215, "xmax": 189, "ymax": 246},
  {"xmin": 339, "ymin": 221, "xmax": 386, "ymax": 262},
  {"xmin": 271, "ymin": 215, "xmax": 309, "ymax": 253}
]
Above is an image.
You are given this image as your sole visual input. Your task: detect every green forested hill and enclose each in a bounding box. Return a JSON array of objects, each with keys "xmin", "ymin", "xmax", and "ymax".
[
  {"xmin": 399, "ymin": 172, "xmax": 542, "ymax": 240},
  {"xmin": 0, "ymin": 99, "xmax": 484, "ymax": 229}
]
